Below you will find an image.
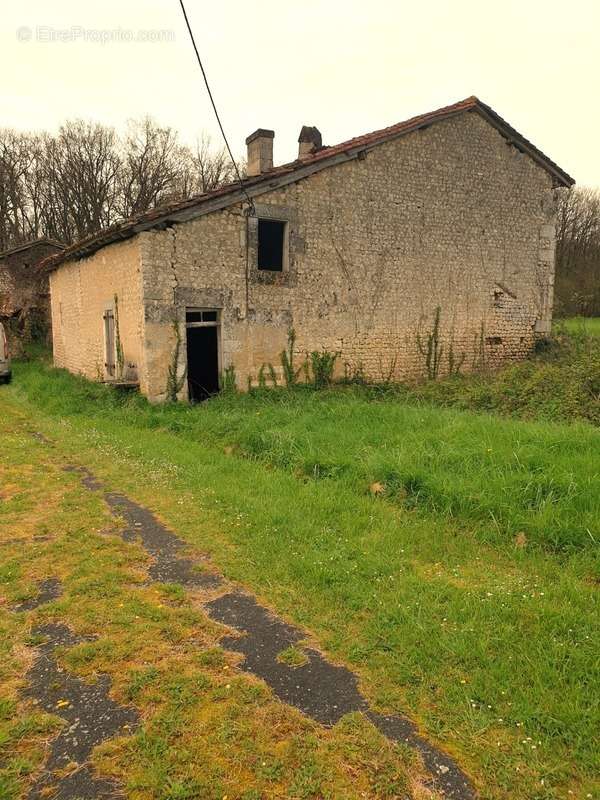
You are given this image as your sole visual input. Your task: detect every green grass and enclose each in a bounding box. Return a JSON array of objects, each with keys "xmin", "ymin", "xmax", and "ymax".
[
  {"xmin": 558, "ymin": 316, "xmax": 600, "ymax": 336},
  {"xmin": 395, "ymin": 323, "xmax": 600, "ymax": 425},
  {"xmin": 2, "ymin": 330, "xmax": 600, "ymax": 799},
  {"xmin": 277, "ymin": 646, "xmax": 310, "ymax": 669},
  {"xmin": 0, "ymin": 404, "xmax": 423, "ymax": 800},
  {"xmin": 11, "ymin": 344, "xmax": 600, "ymax": 556}
]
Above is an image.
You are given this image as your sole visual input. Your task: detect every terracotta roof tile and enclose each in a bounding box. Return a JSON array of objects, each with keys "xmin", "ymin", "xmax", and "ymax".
[{"xmin": 41, "ymin": 96, "xmax": 574, "ymax": 272}]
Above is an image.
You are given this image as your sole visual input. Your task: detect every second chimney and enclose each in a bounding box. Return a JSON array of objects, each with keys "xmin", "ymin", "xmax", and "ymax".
[
  {"xmin": 246, "ymin": 129, "xmax": 274, "ymax": 176},
  {"xmin": 298, "ymin": 126, "xmax": 322, "ymax": 159}
]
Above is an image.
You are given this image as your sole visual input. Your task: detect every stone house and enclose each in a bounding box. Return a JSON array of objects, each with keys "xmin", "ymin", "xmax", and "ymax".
[
  {"xmin": 0, "ymin": 238, "xmax": 64, "ymax": 347},
  {"xmin": 42, "ymin": 97, "xmax": 573, "ymax": 402}
]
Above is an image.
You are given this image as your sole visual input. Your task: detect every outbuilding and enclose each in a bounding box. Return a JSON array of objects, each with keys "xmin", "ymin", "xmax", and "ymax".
[{"xmin": 42, "ymin": 97, "xmax": 573, "ymax": 401}]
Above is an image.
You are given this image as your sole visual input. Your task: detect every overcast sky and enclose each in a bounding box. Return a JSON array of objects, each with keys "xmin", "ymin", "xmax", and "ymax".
[{"xmin": 2, "ymin": 0, "xmax": 598, "ymax": 186}]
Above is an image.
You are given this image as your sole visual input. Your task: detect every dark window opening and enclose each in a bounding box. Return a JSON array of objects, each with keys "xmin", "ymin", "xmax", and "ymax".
[
  {"xmin": 486, "ymin": 336, "xmax": 503, "ymax": 346},
  {"xmin": 258, "ymin": 219, "xmax": 286, "ymax": 271},
  {"xmin": 186, "ymin": 310, "xmax": 218, "ymax": 323},
  {"xmin": 186, "ymin": 325, "xmax": 219, "ymax": 402}
]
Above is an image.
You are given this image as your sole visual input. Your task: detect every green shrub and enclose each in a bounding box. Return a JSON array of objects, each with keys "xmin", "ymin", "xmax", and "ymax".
[{"xmin": 309, "ymin": 350, "xmax": 339, "ymax": 388}]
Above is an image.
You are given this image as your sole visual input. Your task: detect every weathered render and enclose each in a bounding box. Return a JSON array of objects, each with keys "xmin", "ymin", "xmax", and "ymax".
[
  {"xmin": 50, "ymin": 238, "xmax": 143, "ymax": 382},
  {"xmin": 44, "ymin": 98, "xmax": 573, "ymax": 402}
]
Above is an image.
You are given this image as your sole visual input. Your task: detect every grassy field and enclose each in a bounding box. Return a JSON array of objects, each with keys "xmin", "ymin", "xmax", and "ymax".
[
  {"xmin": 558, "ymin": 316, "xmax": 600, "ymax": 336},
  {"xmin": 0, "ymin": 403, "xmax": 427, "ymax": 800},
  {"xmin": 1, "ymin": 328, "xmax": 599, "ymax": 799}
]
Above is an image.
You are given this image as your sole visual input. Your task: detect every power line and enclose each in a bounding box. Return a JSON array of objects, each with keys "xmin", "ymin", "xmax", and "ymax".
[{"xmin": 177, "ymin": 0, "xmax": 254, "ymax": 212}]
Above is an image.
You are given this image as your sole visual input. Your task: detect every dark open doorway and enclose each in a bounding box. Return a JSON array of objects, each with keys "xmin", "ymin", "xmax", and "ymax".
[{"xmin": 186, "ymin": 317, "xmax": 219, "ymax": 402}]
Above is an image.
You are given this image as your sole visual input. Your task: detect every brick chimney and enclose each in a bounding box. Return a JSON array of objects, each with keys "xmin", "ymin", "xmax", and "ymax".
[
  {"xmin": 298, "ymin": 126, "xmax": 322, "ymax": 158},
  {"xmin": 246, "ymin": 129, "xmax": 274, "ymax": 176}
]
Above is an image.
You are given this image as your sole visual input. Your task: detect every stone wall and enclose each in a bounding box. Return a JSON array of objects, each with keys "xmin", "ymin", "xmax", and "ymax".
[
  {"xmin": 0, "ymin": 261, "xmax": 18, "ymax": 319},
  {"xmin": 138, "ymin": 111, "xmax": 556, "ymax": 401},
  {"xmin": 0, "ymin": 240, "xmax": 63, "ymax": 350},
  {"xmin": 50, "ymin": 238, "xmax": 144, "ymax": 382}
]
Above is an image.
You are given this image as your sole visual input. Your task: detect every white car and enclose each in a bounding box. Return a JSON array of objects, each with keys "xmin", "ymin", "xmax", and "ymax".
[{"xmin": 0, "ymin": 322, "xmax": 11, "ymax": 383}]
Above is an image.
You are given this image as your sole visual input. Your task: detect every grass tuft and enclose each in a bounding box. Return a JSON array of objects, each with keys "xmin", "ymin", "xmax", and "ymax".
[{"xmin": 276, "ymin": 646, "xmax": 310, "ymax": 669}]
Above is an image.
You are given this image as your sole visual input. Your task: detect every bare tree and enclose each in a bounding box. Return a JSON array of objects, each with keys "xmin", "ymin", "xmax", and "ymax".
[
  {"xmin": 40, "ymin": 120, "xmax": 122, "ymax": 241},
  {"xmin": 0, "ymin": 117, "xmax": 238, "ymax": 249},
  {"xmin": 0, "ymin": 130, "xmax": 38, "ymax": 248},
  {"xmin": 118, "ymin": 117, "xmax": 188, "ymax": 218},
  {"xmin": 185, "ymin": 133, "xmax": 238, "ymax": 194},
  {"xmin": 555, "ymin": 187, "xmax": 600, "ymax": 316}
]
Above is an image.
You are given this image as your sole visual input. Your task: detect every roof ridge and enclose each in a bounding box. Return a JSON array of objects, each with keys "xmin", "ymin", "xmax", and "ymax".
[
  {"xmin": 0, "ymin": 237, "xmax": 65, "ymax": 259},
  {"xmin": 40, "ymin": 96, "xmax": 573, "ymax": 272}
]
